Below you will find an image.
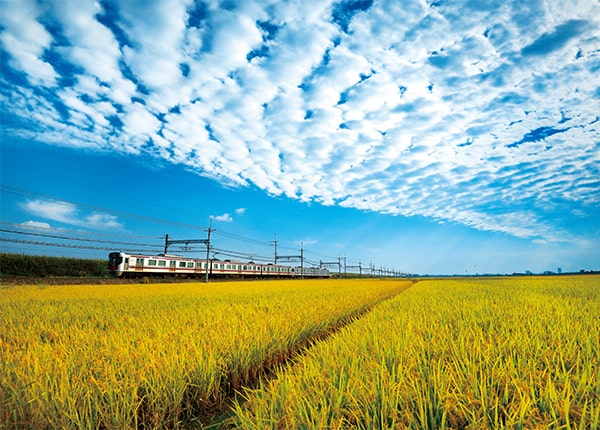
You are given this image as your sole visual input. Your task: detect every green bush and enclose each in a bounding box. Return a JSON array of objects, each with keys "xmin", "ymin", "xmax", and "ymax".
[{"xmin": 0, "ymin": 254, "xmax": 108, "ymax": 277}]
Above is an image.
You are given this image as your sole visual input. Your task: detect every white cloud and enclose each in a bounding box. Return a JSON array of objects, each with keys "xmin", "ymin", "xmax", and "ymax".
[
  {"xmin": 23, "ymin": 200, "xmax": 77, "ymax": 223},
  {"xmin": 21, "ymin": 220, "xmax": 52, "ymax": 229},
  {"xmin": 235, "ymin": 208, "xmax": 246, "ymax": 215},
  {"xmin": 212, "ymin": 213, "xmax": 233, "ymax": 222},
  {"xmin": 122, "ymin": 102, "xmax": 162, "ymax": 139},
  {"xmin": 2, "ymin": 0, "xmax": 600, "ymax": 243},
  {"xmin": 52, "ymin": 0, "xmax": 123, "ymax": 84},
  {"xmin": 0, "ymin": 0, "xmax": 57, "ymax": 86},
  {"xmin": 21, "ymin": 199, "xmax": 122, "ymax": 229}
]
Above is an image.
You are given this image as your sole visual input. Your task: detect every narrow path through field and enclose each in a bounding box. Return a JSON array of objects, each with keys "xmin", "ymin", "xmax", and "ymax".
[{"xmin": 199, "ymin": 280, "xmax": 415, "ymax": 429}]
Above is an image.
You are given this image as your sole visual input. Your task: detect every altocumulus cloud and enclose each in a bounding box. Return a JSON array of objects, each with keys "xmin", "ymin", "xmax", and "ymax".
[{"xmin": 1, "ymin": 0, "xmax": 599, "ymax": 243}]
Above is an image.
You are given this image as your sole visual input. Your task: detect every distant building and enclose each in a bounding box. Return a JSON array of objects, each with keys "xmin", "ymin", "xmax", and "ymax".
[{"xmin": 557, "ymin": 267, "xmax": 562, "ymax": 274}]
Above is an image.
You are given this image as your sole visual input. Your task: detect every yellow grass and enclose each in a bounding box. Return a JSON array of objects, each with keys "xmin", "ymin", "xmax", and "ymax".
[
  {"xmin": 0, "ymin": 278, "xmax": 411, "ymax": 429},
  {"xmin": 233, "ymin": 275, "xmax": 600, "ymax": 429}
]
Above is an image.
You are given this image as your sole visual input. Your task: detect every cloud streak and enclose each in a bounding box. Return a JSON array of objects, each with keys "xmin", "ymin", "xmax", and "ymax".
[
  {"xmin": 1, "ymin": 0, "xmax": 599, "ymax": 243},
  {"xmin": 21, "ymin": 199, "xmax": 122, "ymax": 230}
]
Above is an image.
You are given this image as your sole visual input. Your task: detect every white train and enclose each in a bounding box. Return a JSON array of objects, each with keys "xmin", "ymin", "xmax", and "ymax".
[{"xmin": 108, "ymin": 252, "xmax": 331, "ymax": 278}]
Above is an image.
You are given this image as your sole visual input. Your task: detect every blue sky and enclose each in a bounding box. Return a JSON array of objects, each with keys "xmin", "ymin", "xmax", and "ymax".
[{"xmin": 1, "ymin": 0, "xmax": 599, "ymax": 275}]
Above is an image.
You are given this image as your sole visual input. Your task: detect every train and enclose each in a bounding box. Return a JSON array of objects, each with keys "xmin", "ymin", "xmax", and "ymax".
[{"xmin": 108, "ymin": 252, "xmax": 331, "ymax": 278}]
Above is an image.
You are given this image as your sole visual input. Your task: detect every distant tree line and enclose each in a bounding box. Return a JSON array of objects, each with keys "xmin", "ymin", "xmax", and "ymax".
[{"xmin": 0, "ymin": 253, "xmax": 108, "ymax": 278}]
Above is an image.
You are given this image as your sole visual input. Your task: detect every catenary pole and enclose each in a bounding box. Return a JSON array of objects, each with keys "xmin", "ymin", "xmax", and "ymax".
[{"xmin": 205, "ymin": 218, "xmax": 213, "ymax": 283}]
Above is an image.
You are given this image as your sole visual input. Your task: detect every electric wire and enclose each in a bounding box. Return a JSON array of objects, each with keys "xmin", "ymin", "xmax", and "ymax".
[
  {"xmin": 1, "ymin": 185, "xmax": 402, "ymax": 275},
  {"xmin": 0, "ymin": 221, "xmax": 161, "ymax": 239},
  {"xmin": 0, "ymin": 238, "xmax": 162, "ymax": 254},
  {"xmin": 0, "ymin": 228, "xmax": 162, "ymax": 248},
  {"xmin": 1, "ymin": 185, "xmax": 207, "ymax": 231}
]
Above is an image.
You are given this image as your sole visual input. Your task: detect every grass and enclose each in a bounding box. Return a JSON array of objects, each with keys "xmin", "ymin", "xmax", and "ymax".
[
  {"xmin": 0, "ymin": 278, "xmax": 411, "ymax": 429},
  {"xmin": 5, "ymin": 275, "xmax": 597, "ymax": 429},
  {"xmin": 232, "ymin": 276, "xmax": 600, "ymax": 429}
]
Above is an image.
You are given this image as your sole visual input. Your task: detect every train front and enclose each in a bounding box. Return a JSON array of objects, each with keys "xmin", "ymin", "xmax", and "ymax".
[{"xmin": 108, "ymin": 252, "xmax": 126, "ymax": 277}]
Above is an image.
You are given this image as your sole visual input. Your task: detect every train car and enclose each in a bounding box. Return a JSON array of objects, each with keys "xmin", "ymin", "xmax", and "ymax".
[
  {"xmin": 108, "ymin": 252, "xmax": 204, "ymax": 277},
  {"xmin": 108, "ymin": 252, "xmax": 330, "ymax": 279},
  {"xmin": 296, "ymin": 266, "xmax": 331, "ymax": 278}
]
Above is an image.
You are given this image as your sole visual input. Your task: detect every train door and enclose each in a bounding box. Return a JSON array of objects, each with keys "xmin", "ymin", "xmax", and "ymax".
[
  {"xmin": 169, "ymin": 260, "xmax": 176, "ymax": 272},
  {"xmin": 135, "ymin": 257, "xmax": 144, "ymax": 271}
]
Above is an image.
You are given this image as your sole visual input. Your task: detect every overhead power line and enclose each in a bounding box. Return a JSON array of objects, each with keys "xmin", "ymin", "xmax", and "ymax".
[
  {"xmin": 0, "ymin": 228, "xmax": 162, "ymax": 248},
  {"xmin": 1, "ymin": 185, "xmax": 207, "ymax": 231},
  {"xmin": 2, "ymin": 185, "xmax": 405, "ymax": 276},
  {"xmin": 0, "ymin": 221, "xmax": 161, "ymax": 239},
  {"xmin": 0, "ymin": 237, "xmax": 161, "ymax": 254}
]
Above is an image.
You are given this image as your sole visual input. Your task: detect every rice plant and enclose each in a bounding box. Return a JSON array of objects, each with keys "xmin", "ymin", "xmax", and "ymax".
[
  {"xmin": 233, "ymin": 276, "xmax": 600, "ymax": 429},
  {"xmin": 0, "ymin": 278, "xmax": 412, "ymax": 429}
]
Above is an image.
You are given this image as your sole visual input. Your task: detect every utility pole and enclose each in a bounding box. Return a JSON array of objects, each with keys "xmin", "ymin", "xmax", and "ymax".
[
  {"xmin": 300, "ymin": 242, "xmax": 304, "ymax": 279},
  {"xmin": 204, "ymin": 218, "xmax": 213, "ymax": 283},
  {"xmin": 164, "ymin": 234, "xmax": 208, "ymax": 256},
  {"xmin": 162, "ymin": 226, "xmax": 212, "ymax": 281},
  {"xmin": 270, "ymin": 233, "xmax": 278, "ymax": 264},
  {"xmin": 346, "ymin": 261, "xmax": 362, "ymax": 277},
  {"xmin": 277, "ymin": 238, "xmax": 304, "ymax": 279},
  {"xmin": 320, "ymin": 259, "xmax": 339, "ymax": 277}
]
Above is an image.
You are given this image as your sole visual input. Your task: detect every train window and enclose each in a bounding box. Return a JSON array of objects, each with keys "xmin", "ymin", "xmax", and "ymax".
[
  {"xmin": 148, "ymin": 259, "xmax": 157, "ymax": 266},
  {"xmin": 179, "ymin": 261, "xmax": 186, "ymax": 268},
  {"xmin": 187, "ymin": 262, "xmax": 194, "ymax": 268},
  {"xmin": 109, "ymin": 253, "xmax": 123, "ymax": 266},
  {"xmin": 158, "ymin": 260, "xmax": 166, "ymax": 267}
]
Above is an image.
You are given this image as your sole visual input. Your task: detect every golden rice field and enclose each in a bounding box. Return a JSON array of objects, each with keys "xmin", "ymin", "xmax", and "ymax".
[
  {"xmin": 232, "ymin": 275, "xmax": 600, "ymax": 429},
  {"xmin": 0, "ymin": 278, "xmax": 411, "ymax": 429},
  {"xmin": 2, "ymin": 276, "xmax": 598, "ymax": 429}
]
